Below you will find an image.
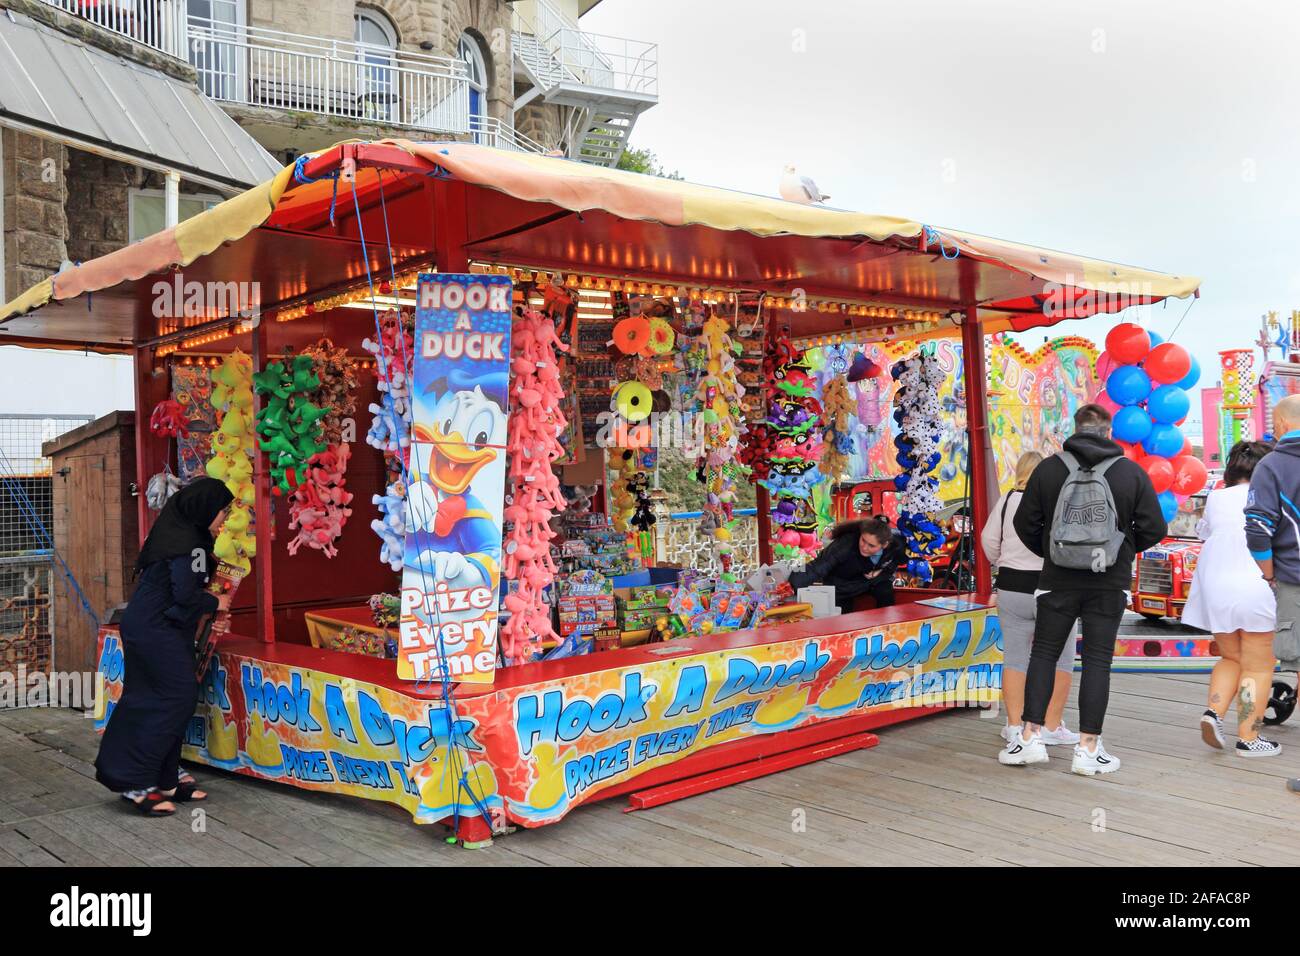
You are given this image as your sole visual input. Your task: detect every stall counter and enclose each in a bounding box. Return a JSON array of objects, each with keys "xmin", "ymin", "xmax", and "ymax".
[{"xmin": 94, "ymin": 597, "xmax": 1002, "ymax": 844}]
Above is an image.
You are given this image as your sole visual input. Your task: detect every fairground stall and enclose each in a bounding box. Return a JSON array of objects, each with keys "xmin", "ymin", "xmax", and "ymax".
[{"xmin": 0, "ymin": 142, "xmax": 1199, "ymax": 846}]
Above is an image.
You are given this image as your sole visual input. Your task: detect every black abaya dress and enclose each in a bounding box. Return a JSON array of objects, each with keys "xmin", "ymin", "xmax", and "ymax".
[{"xmin": 94, "ymin": 555, "xmax": 219, "ymax": 792}]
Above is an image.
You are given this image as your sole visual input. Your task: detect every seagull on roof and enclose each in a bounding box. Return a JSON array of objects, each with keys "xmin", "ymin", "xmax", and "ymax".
[{"xmin": 779, "ymin": 164, "xmax": 830, "ymax": 204}]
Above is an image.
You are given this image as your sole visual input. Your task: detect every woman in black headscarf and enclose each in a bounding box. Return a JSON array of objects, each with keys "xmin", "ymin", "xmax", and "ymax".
[{"xmin": 95, "ymin": 477, "xmax": 233, "ymax": 816}]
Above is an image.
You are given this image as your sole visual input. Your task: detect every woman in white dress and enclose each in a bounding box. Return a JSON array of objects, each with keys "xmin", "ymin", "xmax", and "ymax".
[{"xmin": 1182, "ymin": 440, "xmax": 1280, "ymax": 757}]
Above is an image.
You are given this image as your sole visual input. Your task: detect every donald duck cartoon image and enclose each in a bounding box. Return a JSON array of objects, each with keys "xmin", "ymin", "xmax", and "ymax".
[{"xmin": 406, "ymin": 368, "xmax": 507, "ymax": 648}]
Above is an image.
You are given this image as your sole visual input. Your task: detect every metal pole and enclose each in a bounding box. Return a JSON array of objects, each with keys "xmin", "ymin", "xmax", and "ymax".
[{"xmin": 961, "ymin": 306, "xmax": 995, "ymax": 598}]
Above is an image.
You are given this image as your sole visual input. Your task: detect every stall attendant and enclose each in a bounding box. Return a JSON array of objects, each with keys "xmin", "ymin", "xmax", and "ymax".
[
  {"xmin": 95, "ymin": 478, "xmax": 234, "ymax": 816},
  {"xmin": 788, "ymin": 516, "xmax": 904, "ymax": 610}
]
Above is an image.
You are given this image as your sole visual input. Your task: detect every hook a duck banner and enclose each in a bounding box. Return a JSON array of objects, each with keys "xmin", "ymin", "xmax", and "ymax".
[{"xmin": 401, "ymin": 274, "xmax": 513, "ymax": 684}]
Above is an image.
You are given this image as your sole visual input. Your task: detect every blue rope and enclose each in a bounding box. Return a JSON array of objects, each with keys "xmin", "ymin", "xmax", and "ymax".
[
  {"xmin": 922, "ymin": 225, "xmax": 960, "ymax": 260},
  {"xmin": 292, "ymin": 154, "xmax": 340, "ymax": 227},
  {"xmin": 349, "ymin": 176, "xmax": 495, "ymax": 834}
]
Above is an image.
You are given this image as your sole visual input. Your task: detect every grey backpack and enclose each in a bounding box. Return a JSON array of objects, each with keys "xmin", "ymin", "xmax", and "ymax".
[{"xmin": 1049, "ymin": 451, "xmax": 1125, "ymax": 571}]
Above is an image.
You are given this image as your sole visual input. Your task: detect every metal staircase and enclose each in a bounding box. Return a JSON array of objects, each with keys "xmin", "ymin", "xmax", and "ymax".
[{"xmin": 510, "ymin": 0, "xmax": 658, "ymax": 167}]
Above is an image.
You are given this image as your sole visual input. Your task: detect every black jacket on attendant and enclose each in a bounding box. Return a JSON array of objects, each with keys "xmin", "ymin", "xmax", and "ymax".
[
  {"xmin": 1012, "ymin": 431, "xmax": 1167, "ymax": 592},
  {"xmin": 788, "ymin": 529, "xmax": 905, "ymax": 608}
]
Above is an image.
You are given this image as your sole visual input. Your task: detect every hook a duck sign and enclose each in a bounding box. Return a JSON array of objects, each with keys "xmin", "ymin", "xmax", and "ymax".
[{"xmin": 401, "ymin": 274, "xmax": 513, "ymax": 684}]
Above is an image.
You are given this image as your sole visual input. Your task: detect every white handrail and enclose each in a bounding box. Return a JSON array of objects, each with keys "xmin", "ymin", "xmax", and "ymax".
[
  {"xmin": 186, "ymin": 16, "xmax": 472, "ymax": 135},
  {"xmin": 512, "ymin": 0, "xmax": 657, "ymax": 97},
  {"xmin": 37, "ymin": 0, "xmax": 188, "ymax": 58}
]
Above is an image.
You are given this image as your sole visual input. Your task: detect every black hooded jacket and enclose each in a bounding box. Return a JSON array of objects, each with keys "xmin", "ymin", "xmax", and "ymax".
[
  {"xmin": 788, "ymin": 528, "xmax": 906, "ymax": 608},
  {"xmin": 1012, "ymin": 431, "xmax": 1167, "ymax": 592}
]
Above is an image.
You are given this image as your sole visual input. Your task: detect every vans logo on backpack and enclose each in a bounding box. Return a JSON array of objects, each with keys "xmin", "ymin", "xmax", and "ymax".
[
  {"xmin": 1062, "ymin": 502, "xmax": 1108, "ymax": 525},
  {"xmin": 1049, "ymin": 451, "xmax": 1126, "ymax": 573}
]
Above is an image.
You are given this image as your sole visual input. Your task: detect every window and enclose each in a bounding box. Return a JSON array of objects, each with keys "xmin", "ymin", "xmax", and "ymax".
[
  {"xmin": 459, "ymin": 32, "xmax": 489, "ymax": 135},
  {"xmin": 354, "ymin": 10, "xmax": 398, "ymax": 121},
  {"xmin": 129, "ymin": 189, "xmax": 222, "ymax": 244}
]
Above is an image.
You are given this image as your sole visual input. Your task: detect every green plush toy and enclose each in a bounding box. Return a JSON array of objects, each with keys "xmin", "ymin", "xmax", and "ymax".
[{"xmin": 253, "ymin": 352, "xmax": 330, "ymax": 494}]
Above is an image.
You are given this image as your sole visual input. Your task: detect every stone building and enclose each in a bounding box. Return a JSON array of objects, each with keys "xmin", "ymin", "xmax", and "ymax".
[{"xmin": 0, "ymin": 0, "xmax": 656, "ymax": 305}]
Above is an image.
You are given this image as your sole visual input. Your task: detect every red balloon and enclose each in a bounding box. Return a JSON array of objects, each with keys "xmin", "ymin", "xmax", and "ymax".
[
  {"xmin": 1140, "ymin": 455, "xmax": 1175, "ymax": 494},
  {"xmin": 1096, "ymin": 389, "xmax": 1121, "ymax": 415},
  {"xmin": 1145, "ymin": 342, "xmax": 1192, "ymax": 385},
  {"xmin": 1105, "ymin": 323, "xmax": 1152, "ymax": 365},
  {"xmin": 1118, "ymin": 441, "xmax": 1144, "ymax": 462},
  {"xmin": 1171, "ymin": 454, "xmax": 1208, "ymax": 496}
]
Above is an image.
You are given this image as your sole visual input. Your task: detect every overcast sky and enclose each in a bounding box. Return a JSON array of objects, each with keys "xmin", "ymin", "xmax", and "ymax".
[
  {"xmin": 4, "ymin": 0, "xmax": 1296, "ymax": 426},
  {"xmin": 590, "ymin": 0, "xmax": 1300, "ymax": 413}
]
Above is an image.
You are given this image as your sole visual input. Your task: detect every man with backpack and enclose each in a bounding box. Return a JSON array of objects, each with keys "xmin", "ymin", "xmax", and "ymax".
[{"xmin": 999, "ymin": 403, "xmax": 1167, "ymax": 774}]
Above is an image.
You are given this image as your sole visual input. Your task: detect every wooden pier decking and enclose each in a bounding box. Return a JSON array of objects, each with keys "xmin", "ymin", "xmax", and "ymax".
[{"xmin": 3, "ymin": 668, "xmax": 1299, "ymax": 867}]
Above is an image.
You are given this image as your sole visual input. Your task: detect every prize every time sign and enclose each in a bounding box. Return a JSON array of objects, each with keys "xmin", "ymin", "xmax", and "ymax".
[{"xmin": 399, "ymin": 274, "xmax": 513, "ymax": 684}]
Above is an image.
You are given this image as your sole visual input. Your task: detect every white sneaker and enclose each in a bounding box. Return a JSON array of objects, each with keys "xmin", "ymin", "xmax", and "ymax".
[
  {"xmin": 998, "ymin": 731, "xmax": 1048, "ymax": 766},
  {"xmin": 1200, "ymin": 710, "xmax": 1226, "ymax": 750},
  {"xmin": 1072, "ymin": 739, "xmax": 1121, "ymax": 775},
  {"xmin": 1000, "ymin": 724, "xmax": 1022, "ymax": 743},
  {"xmin": 1235, "ymin": 736, "xmax": 1282, "ymax": 758},
  {"xmin": 1039, "ymin": 724, "xmax": 1081, "ymax": 746}
]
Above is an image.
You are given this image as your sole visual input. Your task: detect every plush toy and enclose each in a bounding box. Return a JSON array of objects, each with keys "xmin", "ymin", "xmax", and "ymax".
[
  {"xmin": 685, "ymin": 308, "xmax": 747, "ymax": 571},
  {"xmin": 752, "ymin": 331, "xmax": 824, "ymax": 559},
  {"xmin": 252, "ymin": 352, "xmax": 330, "ymax": 495},
  {"xmin": 287, "ymin": 443, "xmax": 354, "ymax": 557},
  {"xmin": 149, "ymin": 399, "xmax": 190, "ymax": 438},
  {"xmin": 820, "ymin": 376, "xmax": 855, "ymax": 481},
  {"xmin": 891, "ymin": 351, "xmax": 946, "ymax": 582},
  {"xmin": 206, "ymin": 350, "xmax": 257, "ymax": 573},
  {"xmin": 501, "ymin": 307, "xmax": 570, "ymax": 665},
  {"xmin": 362, "ymin": 310, "xmax": 415, "ymax": 569}
]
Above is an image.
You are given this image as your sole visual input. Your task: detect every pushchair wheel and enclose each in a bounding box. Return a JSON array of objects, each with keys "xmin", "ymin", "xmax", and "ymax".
[{"xmin": 1264, "ymin": 681, "xmax": 1297, "ymax": 726}]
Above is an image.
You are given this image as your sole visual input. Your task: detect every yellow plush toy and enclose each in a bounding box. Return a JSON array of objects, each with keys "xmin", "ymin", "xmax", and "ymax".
[{"xmin": 207, "ymin": 350, "xmax": 257, "ymax": 573}]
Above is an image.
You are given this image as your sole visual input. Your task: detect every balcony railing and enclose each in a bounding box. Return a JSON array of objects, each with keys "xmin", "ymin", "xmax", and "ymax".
[
  {"xmin": 513, "ymin": 0, "xmax": 657, "ymax": 98},
  {"xmin": 37, "ymin": 0, "xmax": 551, "ymax": 148},
  {"xmin": 469, "ymin": 116, "xmax": 548, "ymax": 154},
  {"xmin": 37, "ymin": 0, "xmax": 187, "ymax": 57},
  {"xmin": 186, "ymin": 18, "xmax": 473, "ymax": 135}
]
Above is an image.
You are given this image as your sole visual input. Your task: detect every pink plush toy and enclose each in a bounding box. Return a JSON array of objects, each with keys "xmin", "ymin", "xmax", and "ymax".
[
  {"xmin": 287, "ymin": 442, "xmax": 354, "ymax": 557},
  {"xmin": 501, "ymin": 308, "xmax": 570, "ymax": 665}
]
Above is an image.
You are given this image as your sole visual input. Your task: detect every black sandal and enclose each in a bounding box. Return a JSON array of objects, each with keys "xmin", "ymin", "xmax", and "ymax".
[
  {"xmin": 129, "ymin": 791, "xmax": 176, "ymax": 817},
  {"xmin": 171, "ymin": 781, "xmax": 207, "ymax": 802}
]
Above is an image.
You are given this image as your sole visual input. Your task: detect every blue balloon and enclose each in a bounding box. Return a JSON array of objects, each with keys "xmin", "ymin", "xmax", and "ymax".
[
  {"xmin": 1106, "ymin": 364, "xmax": 1152, "ymax": 406},
  {"xmin": 1175, "ymin": 354, "xmax": 1201, "ymax": 391},
  {"xmin": 1157, "ymin": 489, "xmax": 1179, "ymax": 522},
  {"xmin": 1146, "ymin": 330, "xmax": 1165, "ymax": 348},
  {"xmin": 1143, "ymin": 422, "xmax": 1185, "ymax": 458},
  {"xmin": 1147, "ymin": 384, "xmax": 1190, "ymax": 424},
  {"xmin": 1113, "ymin": 404, "xmax": 1154, "ymax": 444}
]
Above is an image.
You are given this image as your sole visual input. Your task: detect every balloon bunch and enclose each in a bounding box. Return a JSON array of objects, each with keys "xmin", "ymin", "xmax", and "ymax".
[
  {"xmin": 754, "ymin": 331, "xmax": 824, "ymax": 560},
  {"xmin": 820, "ymin": 376, "xmax": 856, "ymax": 482},
  {"xmin": 891, "ymin": 352, "xmax": 946, "ymax": 582},
  {"xmin": 694, "ymin": 312, "xmax": 746, "ymax": 569},
  {"xmin": 502, "ymin": 308, "xmax": 569, "ymax": 665},
  {"xmin": 363, "ymin": 310, "xmax": 415, "ymax": 570},
  {"xmin": 286, "ymin": 444, "xmax": 354, "ymax": 558},
  {"xmin": 251, "ymin": 353, "xmax": 330, "ymax": 494},
  {"xmin": 1098, "ymin": 323, "xmax": 1205, "ymax": 521},
  {"xmin": 205, "ymin": 350, "xmax": 257, "ymax": 573}
]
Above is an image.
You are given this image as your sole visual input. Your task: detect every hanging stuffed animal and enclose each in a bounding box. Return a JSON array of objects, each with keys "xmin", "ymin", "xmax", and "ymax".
[
  {"xmin": 501, "ymin": 307, "xmax": 570, "ymax": 665},
  {"xmin": 206, "ymin": 350, "xmax": 257, "ymax": 573},
  {"xmin": 891, "ymin": 351, "xmax": 946, "ymax": 582},
  {"xmin": 285, "ymin": 339, "xmax": 358, "ymax": 557},
  {"xmin": 363, "ymin": 310, "xmax": 416, "ymax": 571},
  {"xmin": 753, "ymin": 330, "xmax": 824, "ymax": 560},
  {"xmin": 252, "ymin": 352, "xmax": 330, "ymax": 494}
]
